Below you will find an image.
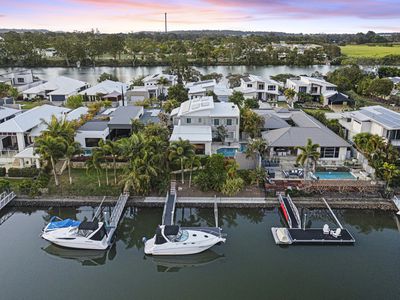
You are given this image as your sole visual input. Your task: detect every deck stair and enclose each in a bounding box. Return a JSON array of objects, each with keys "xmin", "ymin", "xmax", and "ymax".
[
  {"xmin": 393, "ymin": 195, "xmax": 400, "ymax": 216},
  {"xmin": 162, "ymin": 181, "xmax": 177, "ymax": 225},
  {"xmin": 105, "ymin": 192, "xmax": 129, "ymax": 246},
  {"xmin": 0, "ymin": 191, "xmax": 16, "ymax": 212}
]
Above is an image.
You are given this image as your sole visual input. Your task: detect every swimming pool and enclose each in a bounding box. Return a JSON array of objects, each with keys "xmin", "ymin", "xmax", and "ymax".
[
  {"xmin": 217, "ymin": 148, "xmax": 237, "ymax": 157},
  {"xmin": 314, "ymin": 171, "xmax": 356, "ymax": 180}
]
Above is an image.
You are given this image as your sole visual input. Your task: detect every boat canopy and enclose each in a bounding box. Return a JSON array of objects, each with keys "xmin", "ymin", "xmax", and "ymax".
[
  {"xmin": 78, "ymin": 221, "xmax": 99, "ymax": 231},
  {"xmin": 164, "ymin": 225, "xmax": 179, "ymax": 236},
  {"xmin": 47, "ymin": 218, "xmax": 81, "ymax": 230}
]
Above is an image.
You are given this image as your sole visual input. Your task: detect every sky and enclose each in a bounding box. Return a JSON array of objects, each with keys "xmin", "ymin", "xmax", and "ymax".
[{"xmin": 1, "ymin": 0, "xmax": 400, "ymax": 34}]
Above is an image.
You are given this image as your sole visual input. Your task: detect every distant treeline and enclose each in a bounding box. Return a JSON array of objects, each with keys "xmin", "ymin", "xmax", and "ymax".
[{"xmin": 0, "ymin": 30, "xmax": 399, "ymax": 68}]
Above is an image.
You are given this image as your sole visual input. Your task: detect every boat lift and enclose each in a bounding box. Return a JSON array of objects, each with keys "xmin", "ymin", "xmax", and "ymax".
[{"xmin": 272, "ymin": 196, "xmax": 355, "ymax": 245}]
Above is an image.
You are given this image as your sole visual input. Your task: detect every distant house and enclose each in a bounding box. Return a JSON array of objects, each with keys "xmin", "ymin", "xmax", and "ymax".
[
  {"xmin": 23, "ymin": 76, "xmax": 89, "ymax": 102},
  {"xmin": 331, "ymin": 105, "xmax": 400, "ymax": 150},
  {"xmin": 0, "ymin": 69, "xmax": 43, "ymax": 92},
  {"xmin": 79, "ymin": 80, "xmax": 128, "ymax": 102},
  {"xmin": 286, "ymin": 76, "xmax": 337, "ymax": 102},
  {"xmin": 234, "ymin": 74, "xmax": 282, "ymax": 102},
  {"xmin": 388, "ymin": 77, "xmax": 400, "ymax": 96},
  {"xmin": 128, "ymin": 74, "xmax": 178, "ymax": 102},
  {"xmin": 185, "ymin": 80, "xmax": 233, "ymax": 102},
  {"xmin": 322, "ymin": 91, "xmax": 353, "ymax": 106},
  {"xmin": 255, "ymin": 108, "xmax": 351, "ymax": 164},
  {"xmin": 170, "ymin": 96, "xmax": 240, "ymax": 155}
]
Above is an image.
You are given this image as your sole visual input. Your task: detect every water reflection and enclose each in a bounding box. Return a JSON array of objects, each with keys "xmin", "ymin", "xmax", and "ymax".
[
  {"xmin": 145, "ymin": 250, "xmax": 225, "ymax": 273},
  {"xmin": 42, "ymin": 243, "xmax": 117, "ymax": 266}
]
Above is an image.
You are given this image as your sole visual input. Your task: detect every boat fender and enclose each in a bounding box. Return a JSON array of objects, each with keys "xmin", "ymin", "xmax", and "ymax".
[{"xmin": 142, "ymin": 237, "xmax": 147, "ymax": 243}]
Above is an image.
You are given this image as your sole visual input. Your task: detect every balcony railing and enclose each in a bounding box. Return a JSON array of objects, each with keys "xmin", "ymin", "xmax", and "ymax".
[{"xmin": 0, "ymin": 150, "xmax": 18, "ymax": 158}]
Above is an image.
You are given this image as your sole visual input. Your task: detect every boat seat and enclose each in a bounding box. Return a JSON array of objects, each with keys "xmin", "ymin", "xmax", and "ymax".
[
  {"xmin": 331, "ymin": 228, "xmax": 342, "ymax": 238},
  {"xmin": 323, "ymin": 224, "xmax": 330, "ymax": 235}
]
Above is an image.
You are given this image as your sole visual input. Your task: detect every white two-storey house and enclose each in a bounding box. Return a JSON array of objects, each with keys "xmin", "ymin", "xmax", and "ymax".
[
  {"xmin": 234, "ymin": 74, "xmax": 281, "ymax": 102},
  {"xmin": 170, "ymin": 96, "xmax": 240, "ymax": 155},
  {"xmin": 286, "ymin": 76, "xmax": 337, "ymax": 102}
]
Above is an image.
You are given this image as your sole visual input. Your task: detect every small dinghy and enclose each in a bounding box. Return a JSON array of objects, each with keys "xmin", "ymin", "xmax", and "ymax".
[
  {"xmin": 41, "ymin": 220, "xmax": 108, "ymax": 250},
  {"xmin": 43, "ymin": 217, "xmax": 81, "ymax": 233},
  {"xmin": 144, "ymin": 225, "xmax": 226, "ymax": 256}
]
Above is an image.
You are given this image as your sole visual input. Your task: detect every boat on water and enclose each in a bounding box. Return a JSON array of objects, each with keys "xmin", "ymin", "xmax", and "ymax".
[
  {"xmin": 144, "ymin": 225, "xmax": 226, "ymax": 256},
  {"xmin": 43, "ymin": 216, "xmax": 81, "ymax": 233},
  {"xmin": 41, "ymin": 220, "xmax": 108, "ymax": 250}
]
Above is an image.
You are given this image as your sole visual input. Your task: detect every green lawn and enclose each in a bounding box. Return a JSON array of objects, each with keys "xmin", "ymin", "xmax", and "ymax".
[
  {"xmin": 341, "ymin": 44, "xmax": 400, "ymax": 58},
  {"xmin": 48, "ymin": 168, "xmax": 123, "ymax": 197},
  {"xmin": 16, "ymin": 100, "xmax": 49, "ymax": 110}
]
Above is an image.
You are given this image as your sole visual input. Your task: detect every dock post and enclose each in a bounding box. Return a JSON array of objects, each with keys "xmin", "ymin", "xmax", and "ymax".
[
  {"xmin": 214, "ymin": 195, "xmax": 218, "ymax": 228},
  {"xmin": 322, "ymin": 198, "xmax": 343, "ymax": 229}
]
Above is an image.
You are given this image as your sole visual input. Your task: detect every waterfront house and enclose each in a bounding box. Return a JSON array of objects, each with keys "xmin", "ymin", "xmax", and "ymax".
[
  {"xmin": 0, "ymin": 105, "xmax": 87, "ymax": 166},
  {"xmin": 79, "ymin": 80, "xmax": 128, "ymax": 102},
  {"xmin": 75, "ymin": 120, "xmax": 110, "ymax": 154},
  {"xmin": 128, "ymin": 74, "xmax": 178, "ymax": 102},
  {"xmin": 285, "ymin": 76, "xmax": 337, "ymax": 102},
  {"xmin": 330, "ymin": 105, "xmax": 400, "ymax": 150},
  {"xmin": 108, "ymin": 105, "xmax": 144, "ymax": 139},
  {"xmin": 23, "ymin": 76, "xmax": 89, "ymax": 102},
  {"xmin": 255, "ymin": 108, "xmax": 351, "ymax": 164},
  {"xmin": 234, "ymin": 74, "xmax": 281, "ymax": 102},
  {"xmin": 0, "ymin": 69, "xmax": 43, "ymax": 92},
  {"xmin": 170, "ymin": 96, "xmax": 240, "ymax": 155}
]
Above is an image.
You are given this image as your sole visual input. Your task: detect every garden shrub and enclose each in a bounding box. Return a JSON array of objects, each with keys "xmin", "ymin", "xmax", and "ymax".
[
  {"xmin": 0, "ymin": 179, "xmax": 10, "ymax": 193},
  {"xmin": 0, "ymin": 167, "xmax": 6, "ymax": 177},
  {"xmin": 221, "ymin": 177, "xmax": 244, "ymax": 196},
  {"xmin": 8, "ymin": 167, "xmax": 40, "ymax": 178}
]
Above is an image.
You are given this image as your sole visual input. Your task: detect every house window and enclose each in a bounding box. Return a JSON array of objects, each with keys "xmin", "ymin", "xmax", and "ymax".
[
  {"xmin": 186, "ymin": 118, "xmax": 191, "ymax": 124},
  {"xmin": 267, "ymin": 85, "xmax": 276, "ymax": 91},
  {"xmin": 320, "ymin": 147, "xmax": 340, "ymax": 158},
  {"xmin": 198, "ymin": 118, "xmax": 202, "ymax": 123},
  {"xmin": 85, "ymin": 138, "xmax": 101, "ymax": 148},
  {"xmin": 311, "ymin": 87, "xmax": 319, "ymax": 93},
  {"xmin": 326, "ymin": 87, "xmax": 336, "ymax": 91},
  {"xmin": 247, "ymin": 84, "xmax": 252, "ymax": 88},
  {"xmin": 213, "ymin": 119, "xmax": 219, "ymax": 126},
  {"xmin": 17, "ymin": 78, "xmax": 24, "ymax": 83},
  {"xmin": 258, "ymin": 84, "xmax": 264, "ymax": 90},
  {"xmin": 226, "ymin": 119, "xmax": 232, "ymax": 126},
  {"xmin": 299, "ymin": 86, "xmax": 307, "ymax": 93}
]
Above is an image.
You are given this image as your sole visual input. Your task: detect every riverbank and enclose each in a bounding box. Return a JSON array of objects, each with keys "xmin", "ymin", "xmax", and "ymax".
[{"xmin": 9, "ymin": 195, "xmax": 396, "ymax": 211}]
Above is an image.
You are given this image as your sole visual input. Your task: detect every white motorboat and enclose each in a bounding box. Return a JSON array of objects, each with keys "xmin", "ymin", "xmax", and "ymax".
[
  {"xmin": 43, "ymin": 216, "xmax": 81, "ymax": 233},
  {"xmin": 41, "ymin": 220, "xmax": 108, "ymax": 250},
  {"xmin": 144, "ymin": 225, "xmax": 226, "ymax": 256}
]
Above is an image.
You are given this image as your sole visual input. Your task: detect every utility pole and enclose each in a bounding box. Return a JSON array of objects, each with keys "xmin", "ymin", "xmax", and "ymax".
[{"xmin": 165, "ymin": 12, "xmax": 167, "ymax": 33}]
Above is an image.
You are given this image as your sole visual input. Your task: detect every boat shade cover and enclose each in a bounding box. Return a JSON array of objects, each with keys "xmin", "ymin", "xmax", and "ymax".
[
  {"xmin": 164, "ymin": 225, "xmax": 179, "ymax": 236},
  {"xmin": 78, "ymin": 221, "xmax": 99, "ymax": 231},
  {"xmin": 47, "ymin": 219, "xmax": 81, "ymax": 230}
]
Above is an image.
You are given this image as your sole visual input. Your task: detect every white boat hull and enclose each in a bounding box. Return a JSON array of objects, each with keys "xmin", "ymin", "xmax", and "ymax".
[
  {"xmin": 144, "ymin": 229, "xmax": 225, "ymax": 256},
  {"xmin": 41, "ymin": 226, "xmax": 108, "ymax": 250}
]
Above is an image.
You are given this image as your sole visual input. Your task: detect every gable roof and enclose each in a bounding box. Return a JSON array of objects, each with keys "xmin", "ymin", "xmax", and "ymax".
[
  {"xmin": 0, "ymin": 106, "xmax": 21, "ymax": 121},
  {"xmin": 0, "ymin": 104, "xmax": 70, "ymax": 133},
  {"xmin": 108, "ymin": 106, "xmax": 143, "ymax": 126},
  {"xmin": 79, "ymin": 80, "xmax": 128, "ymax": 96},
  {"xmin": 24, "ymin": 76, "xmax": 88, "ymax": 96}
]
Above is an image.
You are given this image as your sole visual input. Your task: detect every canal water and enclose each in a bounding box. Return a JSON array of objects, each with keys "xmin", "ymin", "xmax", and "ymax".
[
  {"xmin": 0, "ymin": 65, "xmax": 338, "ymax": 85},
  {"xmin": 0, "ymin": 206, "xmax": 399, "ymax": 300}
]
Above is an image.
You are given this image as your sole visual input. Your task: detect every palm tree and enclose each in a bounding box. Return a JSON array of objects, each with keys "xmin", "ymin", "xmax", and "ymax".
[
  {"xmin": 117, "ymin": 133, "xmax": 147, "ymax": 161},
  {"xmin": 157, "ymin": 76, "xmax": 169, "ymax": 96},
  {"xmin": 99, "ymin": 139, "xmax": 120, "ymax": 185},
  {"xmin": 168, "ymin": 139, "xmax": 195, "ymax": 184},
  {"xmin": 120, "ymin": 153, "xmax": 158, "ymax": 194},
  {"xmin": 382, "ymin": 162, "xmax": 400, "ymax": 190},
  {"xmin": 41, "ymin": 115, "xmax": 75, "ymax": 143},
  {"xmin": 246, "ymin": 138, "xmax": 268, "ymax": 168},
  {"xmin": 296, "ymin": 139, "xmax": 320, "ymax": 181},
  {"xmin": 34, "ymin": 136, "xmax": 66, "ymax": 186},
  {"xmin": 85, "ymin": 150, "xmax": 102, "ymax": 187},
  {"xmin": 353, "ymin": 133, "xmax": 371, "ymax": 154},
  {"xmin": 284, "ymin": 88, "xmax": 296, "ymax": 108},
  {"xmin": 185, "ymin": 155, "xmax": 201, "ymax": 188},
  {"xmin": 216, "ymin": 125, "xmax": 228, "ymax": 144},
  {"xmin": 65, "ymin": 141, "xmax": 82, "ymax": 185},
  {"xmin": 131, "ymin": 119, "xmax": 145, "ymax": 134}
]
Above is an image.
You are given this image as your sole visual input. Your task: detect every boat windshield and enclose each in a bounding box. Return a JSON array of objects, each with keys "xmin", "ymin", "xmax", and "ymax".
[{"xmin": 171, "ymin": 230, "xmax": 189, "ymax": 242}]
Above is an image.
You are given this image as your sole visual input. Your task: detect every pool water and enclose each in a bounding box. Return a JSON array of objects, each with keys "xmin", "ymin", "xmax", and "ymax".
[
  {"xmin": 217, "ymin": 148, "xmax": 237, "ymax": 157},
  {"xmin": 314, "ymin": 171, "xmax": 356, "ymax": 180}
]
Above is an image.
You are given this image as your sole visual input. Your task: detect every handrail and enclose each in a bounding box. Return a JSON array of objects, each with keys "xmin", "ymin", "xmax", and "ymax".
[
  {"xmin": 287, "ymin": 194, "xmax": 301, "ymax": 228},
  {"xmin": 279, "ymin": 194, "xmax": 292, "ymax": 229},
  {"xmin": 92, "ymin": 196, "xmax": 106, "ymax": 221}
]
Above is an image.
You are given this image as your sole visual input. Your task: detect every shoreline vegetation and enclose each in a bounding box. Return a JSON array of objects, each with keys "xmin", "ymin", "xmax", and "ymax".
[{"xmin": 2, "ymin": 30, "xmax": 400, "ymax": 68}]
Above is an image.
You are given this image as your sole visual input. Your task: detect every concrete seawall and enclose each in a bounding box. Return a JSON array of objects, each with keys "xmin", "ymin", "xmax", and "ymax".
[{"xmin": 9, "ymin": 196, "xmax": 396, "ymax": 211}]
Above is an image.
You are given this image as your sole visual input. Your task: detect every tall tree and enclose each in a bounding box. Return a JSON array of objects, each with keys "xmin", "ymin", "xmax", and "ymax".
[
  {"xmin": 85, "ymin": 149, "xmax": 103, "ymax": 187},
  {"xmin": 65, "ymin": 141, "xmax": 82, "ymax": 185},
  {"xmin": 246, "ymin": 138, "xmax": 268, "ymax": 168},
  {"xmin": 168, "ymin": 139, "xmax": 195, "ymax": 184},
  {"xmin": 296, "ymin": 139, "xmax": 320, "ymax": 181}
]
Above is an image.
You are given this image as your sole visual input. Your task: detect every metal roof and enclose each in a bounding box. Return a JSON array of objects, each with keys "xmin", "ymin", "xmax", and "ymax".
[
  {"xmin": 108, "ymin": 106, "xmax": 143, "ymax": 126},
  {"xmin": 357, "ymin": 106, "xmax": 400, "ymax": 129},
  {"xmin": 170, "ymin": 125, "xmax": 212, "ymax": 142},
  {"xmin": 78, "ymin": 120, "xmax": 109, "ymax": 132}
]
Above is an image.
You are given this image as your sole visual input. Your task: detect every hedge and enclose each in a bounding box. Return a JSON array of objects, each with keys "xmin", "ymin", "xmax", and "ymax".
[
  {"xmin": 0, "ymin": 167, "xmax": 6, "ymax": 177},
  {"xmin": 8, "ymin": 167, "xmax": 40, "ymax": 178}
]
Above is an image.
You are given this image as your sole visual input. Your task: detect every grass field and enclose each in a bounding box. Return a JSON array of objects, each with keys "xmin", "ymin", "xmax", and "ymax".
[{"xmin": 341, "ymin": 45, "xmax": 400, "ymax": 58}]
